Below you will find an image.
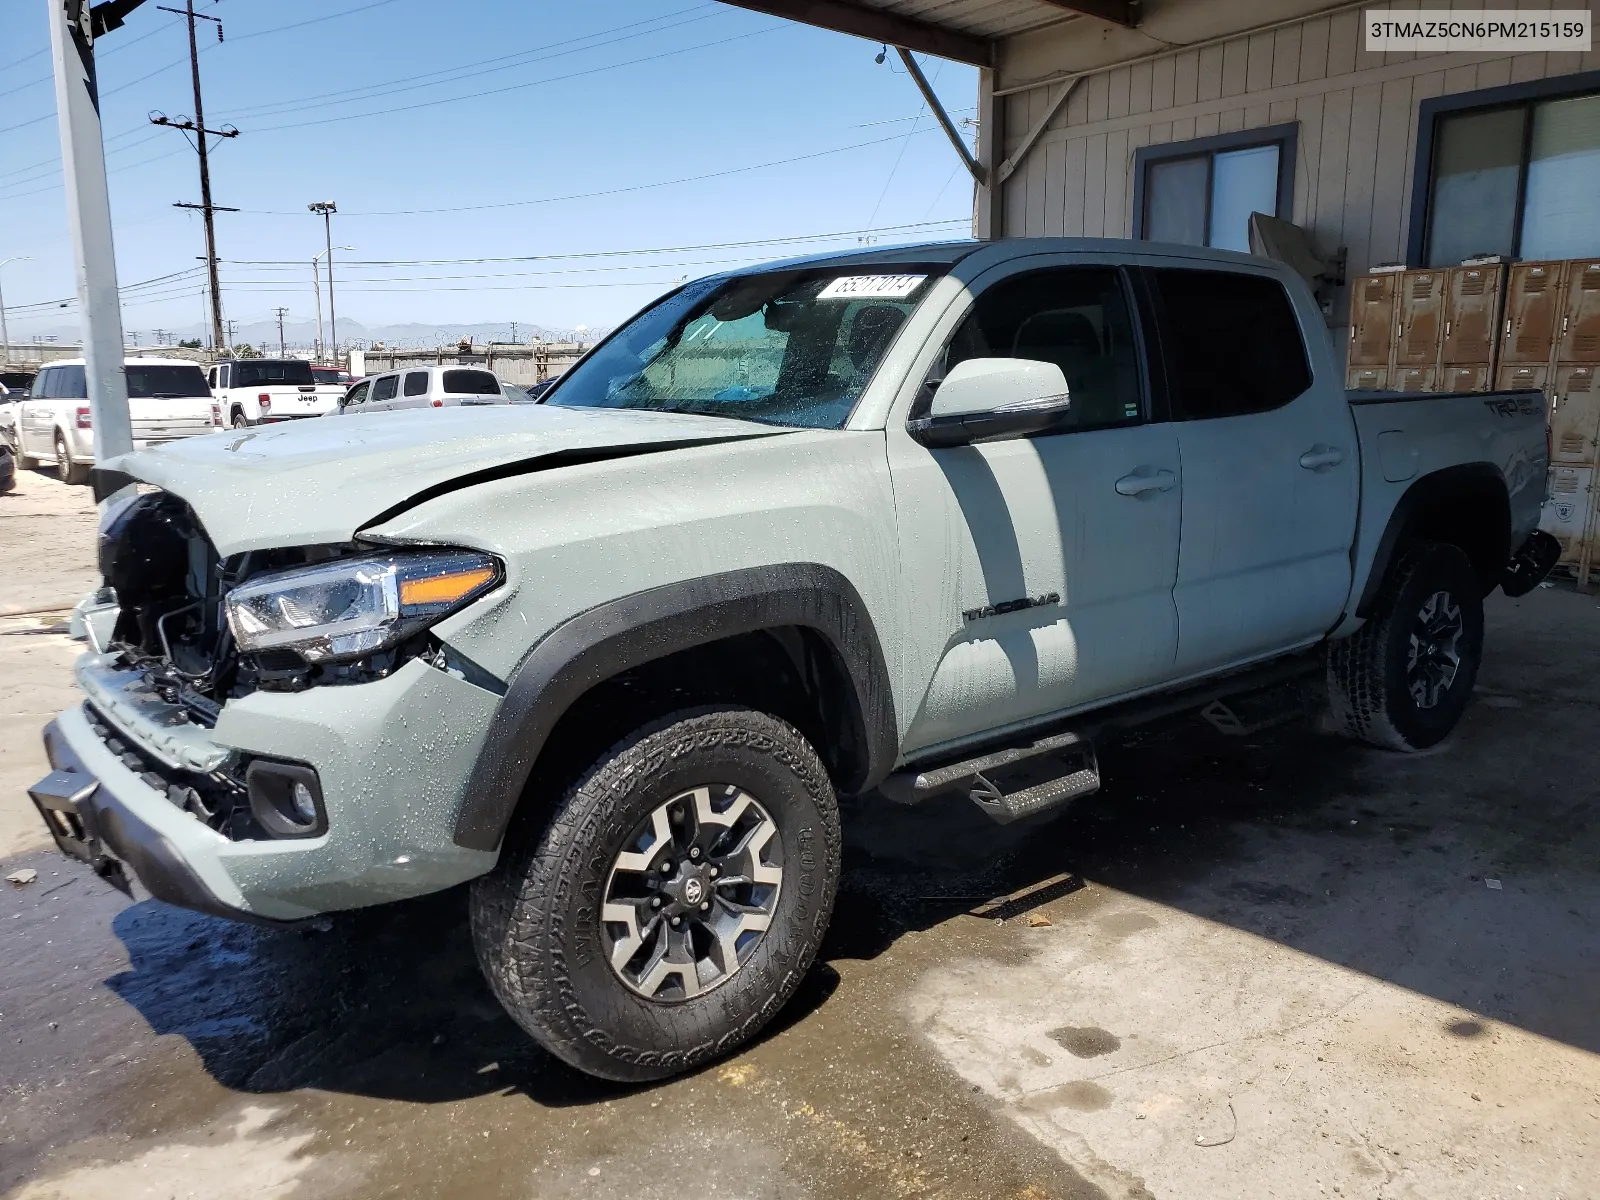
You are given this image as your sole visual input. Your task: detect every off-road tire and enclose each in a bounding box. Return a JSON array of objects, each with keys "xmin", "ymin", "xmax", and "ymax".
[
  {"xmin": 1328, "ymin": 541, "xmax": 1484, "ymax": 750},
  {"xmin": 470, "ymin": 707, "xmax": 841, "ymax": 1082},
  {"xmin": 54, "ymin": 432, "xmax": 90, "ymax": 485},
  {"xmin": 231, "ymin": 410, "xmax": 251, "ymax": 429}
]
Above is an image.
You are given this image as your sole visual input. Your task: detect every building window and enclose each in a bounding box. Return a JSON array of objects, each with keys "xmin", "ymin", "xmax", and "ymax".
[
  {"xmin": 1411, "ymin": 71, "xmax": 1600, "ymax": 267},
  {"xmin": 1133, "ymin": 123, "xmax": 1297, "ymax": 254}
]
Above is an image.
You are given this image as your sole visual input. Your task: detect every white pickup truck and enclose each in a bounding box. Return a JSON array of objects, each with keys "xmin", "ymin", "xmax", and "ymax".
[
  {"xmin": 5, "ymin": 357, "xmax": 216, "ymax": 484},
  {"xmin": 208, "ymin": 358, "xmax": 337, "ymax": 427},
  {"xmin": 31, "ymin": 238, "xmax": 1556, "ymax": 1084}
]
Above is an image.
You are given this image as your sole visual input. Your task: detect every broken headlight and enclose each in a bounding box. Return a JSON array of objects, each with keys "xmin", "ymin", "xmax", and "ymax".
[{"xmin": 224, "ymin": 550, "xmax": 500, "ymax": 665}]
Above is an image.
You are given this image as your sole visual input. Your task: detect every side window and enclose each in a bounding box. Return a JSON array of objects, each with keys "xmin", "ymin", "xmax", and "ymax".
[
  {"xmin": 344, "ymin": 381, "xmax": 370, "ymax": 406},
  {"xmin": 207, "ymin": 367, "xmax": 217, "ymax": 388},
  {"xmin": 58, "ymin": 365, "xmax": 87, "ymax": 398},
  {"xmin": 1148, "ymin": 269, "xmax": 1312, "ymax": 419},
  {"xmin": 32, "ymin": 369, "xmax": 55, "ymax": 398},
  {"xmin": 371, "ymin": 375, "xmax": 399, "ymax": 402},
  {"xmin": 933, "ymin": 266, "xmax": 1144, "ymax": 431},
  {"xmin": 219, "ymin": 364, "xmax": 231, "ymax": 389},
  {"xmin": 403, "ymin": 370, "xmax": 430, "ymax": 397}
]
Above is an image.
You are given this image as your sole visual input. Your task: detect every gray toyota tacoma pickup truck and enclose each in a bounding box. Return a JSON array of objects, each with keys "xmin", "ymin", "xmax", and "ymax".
[{"xmin": 30, "ymin": 238, "xmax": 1557, "ymax": 1081}]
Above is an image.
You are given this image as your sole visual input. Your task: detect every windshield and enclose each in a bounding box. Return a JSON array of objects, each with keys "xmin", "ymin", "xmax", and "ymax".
[
  {"xmin": 235, "ymin": 360, "xmax": 315, "ymax": 387},
  {"xmin": 127, "ymin": 364, "xmax": 209, "ymax": 398},
  {"xmin": 546, "ymin": 267, "xmax": 942, "ymax": 429}
]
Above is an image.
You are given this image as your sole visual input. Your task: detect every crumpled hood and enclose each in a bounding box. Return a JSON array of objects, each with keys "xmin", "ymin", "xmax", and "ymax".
[{"xmin": 109, "ymin": 404, "xmax": 785, "ymax": 556}]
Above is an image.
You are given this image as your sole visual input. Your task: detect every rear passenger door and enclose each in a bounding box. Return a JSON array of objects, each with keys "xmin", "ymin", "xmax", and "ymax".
[
  {"xmin": 366, "ymin": 374, "xmax": 400, "ymax": 412},
  {"xmin": 1144, "ymin": 266, "xmax": 1359, "ymax": 674}
]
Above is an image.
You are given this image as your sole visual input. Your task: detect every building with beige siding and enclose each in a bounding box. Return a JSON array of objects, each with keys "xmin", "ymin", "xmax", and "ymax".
[{"xmin": 725, "ymin": 0, "xmax": 1598, "ymax": 338}]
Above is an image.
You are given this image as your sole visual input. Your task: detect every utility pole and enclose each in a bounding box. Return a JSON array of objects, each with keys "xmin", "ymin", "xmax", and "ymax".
[
  {"xmin": 310, "ymin": 255, "xmax": 323, "ymax": 361},
  {"xmin": 0, "ymin": 256, "xmax": 30, "ymax": 368},
  {"xmin": 309, "ymin": 201, "xmax": 337, "ymax": 362},
  {"xmin": 46, "ymin": 0, "xmax": 141, "ymax": 474},
  {"xmin": 151, "ymin": 1, "xmax": 237, "ymax": 352},
  {"xmin": 273, "ymin": 306, "xmax": 288, "ymax": 357},
  {"xmin": 223, "ymin": 317, "xmax": 237, "ymax": 348}
]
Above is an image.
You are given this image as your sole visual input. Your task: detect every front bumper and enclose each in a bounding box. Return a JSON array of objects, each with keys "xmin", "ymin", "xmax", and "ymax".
[
  {"xmin": 30, "ymin": 714, "xmax": 287, "ymax": 925},
  {"xmin": 30, "ymin": 653, "xmax": 502, "ymax": 922}
]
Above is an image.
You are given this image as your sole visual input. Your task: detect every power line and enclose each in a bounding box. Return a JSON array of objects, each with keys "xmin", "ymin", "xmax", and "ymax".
[
  {"xmin": 239, "ymin": 26, "xmax": 777, "ymax": 137},
  {"xmin": 225, "ymin": 5, "xmax": 717, "ymax": 123},
  {"xmin": 242, "ymin": 125, "xmax": 946, "ymax": 219},
  {"xmin": 220, "ymin": 219, "xmax": 971, "ymax": 268}
]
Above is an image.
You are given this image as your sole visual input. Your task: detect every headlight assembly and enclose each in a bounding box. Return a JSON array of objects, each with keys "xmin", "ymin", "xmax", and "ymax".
[{"xmin": 224, "ymin": 550, "xmax": 500, "ymax": 665}]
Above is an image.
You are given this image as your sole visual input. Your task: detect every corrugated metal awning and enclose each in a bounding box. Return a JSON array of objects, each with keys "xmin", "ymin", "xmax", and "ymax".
[{"xmin": 716, "ymin": 0, "xmax": 1140, "ymax": 66}]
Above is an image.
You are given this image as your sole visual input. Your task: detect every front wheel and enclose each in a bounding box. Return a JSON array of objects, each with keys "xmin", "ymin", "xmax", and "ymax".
[
  {"xmin": 471, "ymin": 707, "xmax": 841, "ymax": 1082},
  {"xmin": 54, "ymin": 432, "xmax": 90, "ymax": 485},
  {"xmin": 1328, "ymin": 541, "xmax": 1485, "ymax": 750}
]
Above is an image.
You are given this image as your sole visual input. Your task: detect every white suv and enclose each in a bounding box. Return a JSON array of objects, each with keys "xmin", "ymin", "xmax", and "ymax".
[{"xmin": 338, "ymin": 365, "xmax": 507, "ymax": 414}]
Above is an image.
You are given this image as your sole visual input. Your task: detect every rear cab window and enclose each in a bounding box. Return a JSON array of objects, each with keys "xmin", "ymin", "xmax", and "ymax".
[
  {"xmin": 441, "ymin": 369, "xmax": 500, "ymax": 396},
  {"xmin": 1146, "ymin": 268, "xmax": 1312, "ymax": 418},
  {"xmin": 371, "ymin": 375, "xmax": 399, "ymax": 402},
  {"xmin": 234, "ymin": 360, "xmax": 315, "ymax": 388}
]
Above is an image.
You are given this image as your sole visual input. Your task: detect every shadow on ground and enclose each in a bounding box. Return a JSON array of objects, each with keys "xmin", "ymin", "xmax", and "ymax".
[{"xmin": 67, "ymin": 587, "xmax": 1600, "ymax": 1108}]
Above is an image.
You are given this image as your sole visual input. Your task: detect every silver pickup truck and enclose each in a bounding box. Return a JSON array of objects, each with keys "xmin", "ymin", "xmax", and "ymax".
[{"xmin": 29, "ymin": 238, "xmax": 1556, "ymax": 1082}]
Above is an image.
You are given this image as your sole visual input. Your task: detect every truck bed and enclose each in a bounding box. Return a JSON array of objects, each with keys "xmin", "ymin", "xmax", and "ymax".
[{"xmin": 1344, "ymin": 387, "xmax": 1548, "ymax": 624}]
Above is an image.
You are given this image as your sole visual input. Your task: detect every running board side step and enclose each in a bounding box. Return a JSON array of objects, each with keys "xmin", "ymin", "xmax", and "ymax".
[{"xmin": 879, "ymin": 730, "xmax": 1101, "ymax": 825}]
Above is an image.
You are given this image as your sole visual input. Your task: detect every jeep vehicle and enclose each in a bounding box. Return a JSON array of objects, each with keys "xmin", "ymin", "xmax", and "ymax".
[
  {"xmin": 209, "ymin": 358, "xmax": 336, "ymax": 426},
  {"xmin": 30, "ymin": 239, "xmax": 1556, "ymax": 1082}
]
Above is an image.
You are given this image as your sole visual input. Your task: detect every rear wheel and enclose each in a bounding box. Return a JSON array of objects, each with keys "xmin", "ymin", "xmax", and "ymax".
[
  {"xmin": 231, "ymin": 410, "xmax": 251, "ymax": 429},
  {"xmin": 54, "ymin": 432, "xmax": 89, "ymax": 485},
  {"xmin": 1328, "ymin": 541, "xmax": 1484, "ymax": 750},
  {"xmin": 471, "ymin": 707, "xmax": 841, "ymax": 1082}
]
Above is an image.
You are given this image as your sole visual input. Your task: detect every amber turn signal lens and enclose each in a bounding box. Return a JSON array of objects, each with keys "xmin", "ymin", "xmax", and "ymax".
[{"xmin": 399, "ymin": 566, "xmax": 496, "ymax": 607}]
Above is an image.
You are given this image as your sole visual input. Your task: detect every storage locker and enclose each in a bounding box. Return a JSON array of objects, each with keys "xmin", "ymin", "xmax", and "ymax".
[
  {"xmin": 1395, "ymin": 270, "xmax": 1445, "ymax": 368},
  {"xmin": 1551, "ymin": 365, "xmax": 1599, "ymax": 465},
  {"xmin": 1557, "ymin": 260, "xmax": 1600, "ymax": 362},
  {"xmin": 1346, "ymin": 366, "xmax": 1388, "ymax": 390},
  {"xmin": 1441, "ymin": 365, "xmax": 1489, "ymax": 393},
  {"xmin": 1501, "ymin": 261, "xmax": 1566, "ymax": 364},
  {"xmin": 1441, "ymin": 264, "xmax": 1503, "ymax": 365},
  {"xmin": 1347, "ymin": 274, "xmax": 1397, "ymax": 367}
]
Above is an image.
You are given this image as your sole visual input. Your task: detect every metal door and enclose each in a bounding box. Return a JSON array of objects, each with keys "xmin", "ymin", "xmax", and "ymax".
[
  {"xmin": 1551, "ymin": 365, "xmax": 1599, "ymax": 465},
  {"xmin": 1442, "ymin": 365, "xmax": 1489, "ymax": 393},
  {"xmin": 1395, "ymin": 366, "xmax": 1437, "ymax": 392},
  {"xmin": 1496, "ymin": 363, "xmax": 1549, "ymax": 393},
  {"xmin": 1346, "ymin": 366, "xmax": 1388, "ymax": 390},
  {"xmin": 1347, "ymin": 273, "xmax": 1395, "ymax": 367},
  {"xmin": 1501, "ymin": 261, "xmax": 1566, "ymax": 364},
  {"xmin": 888, "ymin": 261, "xmax": 1182, "ymax": 755},
  {"xmin": 1441, "ymin": 264, "xmax": 1503, "ymax": 365},
  {"xmin": 1395, "ymin": 270, "xmax": 1444, "ymax": 368},
  {"xmin": 1558, "ymin": 261, "xmax": 1600, "ymax": 362}
]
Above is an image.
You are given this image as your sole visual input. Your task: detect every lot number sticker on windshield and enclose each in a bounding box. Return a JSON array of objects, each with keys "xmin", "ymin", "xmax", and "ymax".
[{"xmin": 817, "ymin": 274, "xmax": 927, "ymax": 300}]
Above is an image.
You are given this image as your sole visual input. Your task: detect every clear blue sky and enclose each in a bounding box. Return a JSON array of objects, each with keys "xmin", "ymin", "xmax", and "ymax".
[{"xmin": 0, "ymin": 0, "xmax": 976, "ymax": 341}]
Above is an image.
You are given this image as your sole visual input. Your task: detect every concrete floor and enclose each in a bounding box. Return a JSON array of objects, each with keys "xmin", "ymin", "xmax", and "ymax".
[{"xmin": 2, "ymin": 463, "xmax": 1598, "ymax": 1199}]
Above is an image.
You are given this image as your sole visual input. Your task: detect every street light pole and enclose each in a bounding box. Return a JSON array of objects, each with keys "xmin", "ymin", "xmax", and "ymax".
[
  {"xmin": 45, "ymin": 0, "xmax": 137, "ymax": 471},
  {"xmin": 310, "ymin": 244, "xmax": 352, "ymax": 365},
  {"xmin": 309, "ymin": 201, "xmax": 337, "ymax": 362},
  {"xmin": 0, "ymin": 257, "xmax": 32, "ymax": 368}
]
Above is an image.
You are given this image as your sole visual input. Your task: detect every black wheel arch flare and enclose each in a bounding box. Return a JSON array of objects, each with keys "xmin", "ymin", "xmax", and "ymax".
[{"xmin": 452, "ymin": 563, "xmax": 898, "ymax": 852}]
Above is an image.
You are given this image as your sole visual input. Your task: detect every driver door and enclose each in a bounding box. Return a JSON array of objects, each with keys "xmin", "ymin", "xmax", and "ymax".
[{"xmin": 887, "ymin": 262, "xmax": 1183, "ymax": 755}]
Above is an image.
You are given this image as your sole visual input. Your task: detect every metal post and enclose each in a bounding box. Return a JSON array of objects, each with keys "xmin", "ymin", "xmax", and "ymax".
[
  {"xmin": 0, "ymin": 257, "xmax": 30, "ymax": 367},
  {"xmin": 309, "ymin": 201, "xmax": 337, "ymax": 363},
  {"xmin": 46, "ymin": 0, "xmax": 134, "ymax": 467},
  {"xmin": 183, "ymin": 0, "xmax": 223, "ymax": 350},
  {"xmin": 274, "ymin": 306, "xmax": 287, "ymax": 357},
  {"xmin": 311, "ymin": 255, "xmax": 324, "ymax": 361}
]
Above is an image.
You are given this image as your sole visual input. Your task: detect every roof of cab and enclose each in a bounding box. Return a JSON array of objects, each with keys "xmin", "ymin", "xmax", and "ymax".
[{"xmin": 38, "ymin": 356, "xmax": 205, "ymax": 368}]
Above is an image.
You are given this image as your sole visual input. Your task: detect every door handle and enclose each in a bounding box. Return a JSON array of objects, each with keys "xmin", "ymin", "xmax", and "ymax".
[
  {"xmin": 1114, "ymin": 468, "xmax": 1177, "ymax": 496},
  {"xmin": 1299, "ymin": 447, "xmax": 1345, "ymax": 470}
]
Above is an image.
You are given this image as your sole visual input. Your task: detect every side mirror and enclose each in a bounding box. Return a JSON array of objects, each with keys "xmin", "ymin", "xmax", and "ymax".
[{"xmin": 908, "ymin": 357, "xmax": 1071, "ymax": 448}]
